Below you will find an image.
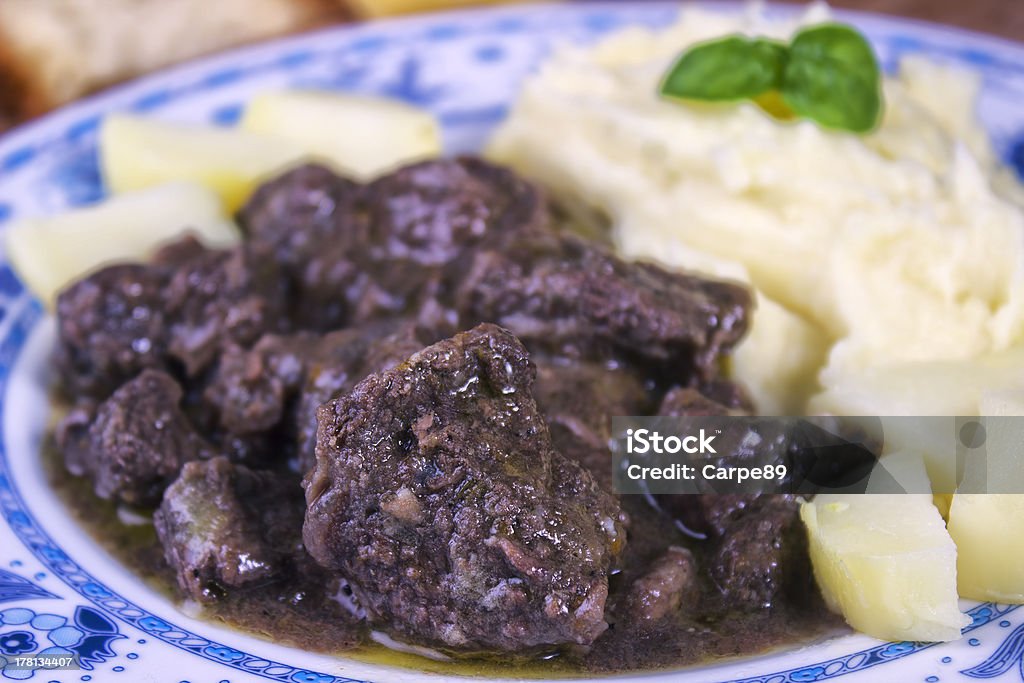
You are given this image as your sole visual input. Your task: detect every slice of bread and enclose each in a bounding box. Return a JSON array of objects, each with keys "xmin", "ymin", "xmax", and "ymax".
[
  {"xmin": 0, "ymin": 0, "xmax": 347, "ymax": 126},
  {"xmin": 347, "ymin": 0, "xmax": 514, "ymax": 18}
]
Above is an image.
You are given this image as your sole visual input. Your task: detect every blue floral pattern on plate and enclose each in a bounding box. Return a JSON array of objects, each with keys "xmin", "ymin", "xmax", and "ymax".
[
  {"xmin": 0, "ymin": 569, "xmax": 124, "ymax": 680},
  {"xmin": 0, "ymin": 3, "xmax": 1022, "ymax": 681}
]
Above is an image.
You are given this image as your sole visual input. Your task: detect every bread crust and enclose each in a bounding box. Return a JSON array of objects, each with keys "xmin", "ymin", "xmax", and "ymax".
[
  {"xmin": 0, "ymin": 0, "xmax": 350, "ymax": 131},
  {"xmin": 0, "ymin": 29, "xmax": 49, "ymax": 129}
]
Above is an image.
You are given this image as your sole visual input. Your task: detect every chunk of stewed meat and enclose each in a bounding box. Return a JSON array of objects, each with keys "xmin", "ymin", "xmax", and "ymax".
[
  {"xmin": 55, "ymin": 264, "xmax": 169, "ymax": 398},
  {"xmin": 205, "ymin": 332, "xmax": 327, "ymax": 436},
  {"xmin": 698, "ymin": 378, "xmax": 755, "ymax": 413},
  {"xmin": 707, "ymin": 495, "xmax": 811, "ymax": 610},
  {"xmin": 627, "ymin": 546, "xmax": 699, "ymax": 622},
  {"xmin": 292, "ymin": 325, "xmax": 433, "ymax": 474},
  {"xmin": 150, "ymin": 232, "xmax": 213, "ymax": 266},
  {"xmin": 658, "ymin": 386, "xmax": 737, "ymax": 417},
  {"xmin": 55, "ymin": 237, "xmax": 290, "ymax": 397},
  {"xmin": 238, "ymin": 163, "xmax": 363, "ymax": 271},
  {"xmin": 665, "ymin": 495, "xmax": 769, "ymax": 540},
  {"xmin": 60, "ymin": 369, "xmax": 215, "ymax": 507},
  {"xmin": 162, "ymin": 240, "xmax": 290, "ymax": 375},
  {"xmin": 241, "ymin": 157, "xmax": 548, "ymax": 273},
  {"xmin": 656, "ymin": 388, "xmax": 796, "ymax": 499},
  {"xmin": 295, "ymin": 253, "xmax": 446, "ymax": 331},
  {"xmin": 204, "ymin": 323, "xmax": 438, "ymax": 473},
  {"xmin": 652, "ymin": 387, "xmax": 811, "ymax": 608},
  {"xmin": 303, "ymin": 324, "xmax": 625, "ymax": 653},
  {"xmin": 651, "ymin": 494, "xmax": 810, "ymax": 610},
  {"xmin": 532, "ymin": 357, "xmax": 652, "ymax": 491},
  {"xmin": 154, "ymin": 457, "xmax": 304, "ymax": 603},
  {"xmin": 452, "ymin": 235, "xmax": 751, "ymax": 382},
  {"xmin": 296, "ymin": 157, "xmax": 551, "ymax": 330},
  {"xmin": 239, "ymin": 158, "xmax": 549, "ymax": 331},
  {"xmin": 359, "ymin": 156, "xmax": 550, "ymax": 265}
]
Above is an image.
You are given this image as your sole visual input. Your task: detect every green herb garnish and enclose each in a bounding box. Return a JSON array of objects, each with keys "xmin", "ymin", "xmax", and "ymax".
[{"xmin": 659, "ymin": 23, "xmax": 883, "ymax": 133}]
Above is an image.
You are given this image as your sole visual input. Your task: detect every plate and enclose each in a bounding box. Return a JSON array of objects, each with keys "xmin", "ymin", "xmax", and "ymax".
[{"xmin": 1, "ymin": 3, "xmax": 1023, "ymax": 682}]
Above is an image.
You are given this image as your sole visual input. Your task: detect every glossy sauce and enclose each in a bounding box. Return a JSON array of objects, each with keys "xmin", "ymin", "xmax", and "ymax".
[{"xmin": 45, "ymin": 437, "xmax": 845, "ymax": 677}]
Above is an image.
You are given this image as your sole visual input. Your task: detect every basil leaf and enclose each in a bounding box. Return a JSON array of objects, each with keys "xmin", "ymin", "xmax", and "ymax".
[
  {"xmin": 660, "ymin": 36, "xmax": 787, "ymax": 102},
  {"xmin": 781, "ymin": 24, "xmax": 882, "ymax": 132}
]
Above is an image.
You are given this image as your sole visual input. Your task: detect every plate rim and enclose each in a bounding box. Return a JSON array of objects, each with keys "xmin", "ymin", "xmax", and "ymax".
[
  {"xmin": 0, "ymin": 3, "xmax": 1022, "ymax": 682},
  {"xmin": 2, "ymin": 0, "xmax": 1024, "ymax": 164}
]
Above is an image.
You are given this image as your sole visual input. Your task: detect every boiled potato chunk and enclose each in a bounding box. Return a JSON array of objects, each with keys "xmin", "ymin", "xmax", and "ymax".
[
  {"xmin": 975, "ymin": 391, "xmax": 1024, "ymax": 491},
  {"xmin": 240, "ymin": 91, "xmax": 442, "ymax": 179},
  {"xmin": 811, "ymin": 348, "xmax": 1024, "ymax": 493},
  {"xmin": 949, "ymin": 392, "xmax": 1024, "ymax": 603},
  {"xmin": 933, "ymin": 494, "xmax": 953, "ymax": 520},
  {"xmin": 865, "ymin": 451, "xmax": 932, "ymax": 494},
  {"xmin": 101, "ymin": 114, "xmax": 307, "ymax": 210},
  {"xmin": 5, "ymin": 182, "xmax": 239, "ymax": 308},
  {"xmin": 801, "ymin": 494, "xmax": 968, "ymax": 642},
  {"xmin": 947, "ymin": 495, "xmax": 1024, "ymax": 603},
  {"xmin": 958, "ymin": 416, "xmax": 1024, "ymax": 494}
]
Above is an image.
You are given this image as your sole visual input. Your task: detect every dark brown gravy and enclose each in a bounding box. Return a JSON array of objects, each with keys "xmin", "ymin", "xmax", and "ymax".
[{"xmin": 44, "ymin": 436, "xmax": 846, "ymax": 677}]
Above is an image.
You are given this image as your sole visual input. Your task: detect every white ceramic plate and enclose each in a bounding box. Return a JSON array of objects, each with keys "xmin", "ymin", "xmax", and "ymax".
[{"xmin": 1, "ymin": 3, "xmax": 1023, "ymax": 682}]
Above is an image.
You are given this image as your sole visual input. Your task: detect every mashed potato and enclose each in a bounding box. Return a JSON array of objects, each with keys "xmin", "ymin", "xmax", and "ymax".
[{"xmin": 488, "ymin": 2, "xmax": 1024, "ymax": 416}]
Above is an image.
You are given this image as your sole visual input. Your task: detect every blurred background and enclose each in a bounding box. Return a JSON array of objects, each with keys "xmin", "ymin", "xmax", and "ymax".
[{"xmin": 0, "ymin": 0, "xmax": 1020, "ymax": 133}]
